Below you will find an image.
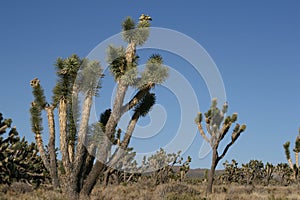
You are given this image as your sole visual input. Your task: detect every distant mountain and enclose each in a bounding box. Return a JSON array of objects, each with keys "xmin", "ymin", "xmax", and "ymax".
[{"xmin": 172, "ymin": 166, "xmax": 224, "ymax": 178}]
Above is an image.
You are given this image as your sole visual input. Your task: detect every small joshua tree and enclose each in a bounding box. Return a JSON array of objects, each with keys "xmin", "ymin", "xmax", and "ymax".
[
  {"xmin": 283, "ymin": 128, "xmax": 300, "ymax": 180},
  {"xmin": 264, "ymin": 162, "xmax": 275, "ymax": 185},
  {"xmin": 195, "ymin": 98, "xmax": 246, "ymax": 194},
  {"xmin": 275, "ymin": 163, "xmax": 293, "ymax": 185},
  {"xmin": 220, "ymin": 159, "xmax": 241, "ymax": 184},
  {"xmin": 241, "ymin": 160, "xmax": 264, "ymax": 185}
]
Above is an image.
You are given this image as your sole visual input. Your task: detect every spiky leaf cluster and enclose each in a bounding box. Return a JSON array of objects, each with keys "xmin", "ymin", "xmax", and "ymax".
[
  {"xmin": 107, "ymin": 45, "xmax": 138, "ymax": 82},
  {"xmin": 29, "ymin": 103, "xmax": 43, "ymax": 134},
  {"xmin": 134, "ymin": 93, "xmax": 156, "ymax": 117},
  {"xmin": 122, "ymin": 15, "xmax": 151, "ymax": 45},
  {"xmin": 29, "ymin": 78, "xmax": 47, "ymax": 135},
  {"xmin": 283, "ymin": 141, "xmax": 291, "ymax": 160},
  {"xmin": 52, "ymin": 54, "xmax": 81, "ymax": 105},
  {"xmin": 75, "ymin": 59, "xmax": 103, "ymax": 96},
  {"xmin": 204, "ymin": 98, "xmax": 229, "ymax": 129},
  {"xmin": 138, "ymin": 54, "xmax": 169, "ymax": 89},
  {"xmin": 0, "ymin": 113, "xmax": 48, "ymax": 186},
  {"xmin": 294, "ymin": 136, "xmax": 300, "ymax": 153}
]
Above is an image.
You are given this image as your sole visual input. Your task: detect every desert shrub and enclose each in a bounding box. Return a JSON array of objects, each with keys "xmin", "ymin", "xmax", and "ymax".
[{"xmin": 0, "ymin": 113, "xmax": 48, "ymax": 187}]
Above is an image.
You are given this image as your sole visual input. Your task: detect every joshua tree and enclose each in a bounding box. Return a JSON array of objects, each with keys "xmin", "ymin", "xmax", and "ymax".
[
  {"xmin": 30, "ymin": 56, "xmax": 102, "ymax": 194},
  {"xmin": 0, "ymin": 113, "xmax": 48, "ymax": 186},
  {"xmin": 283, "ymin": 128, "xmax": 300, "ymax": 180},
  {"xmin": 220, "ymin": 159, "xmax": 241, "ymax": 184},
  {"xmin": 275, "ymin": 163, "xmax": 293, "ymax": 185},
  {"xmin": 80, "ymin": 15, "xmax": 168, "ymax": 197},
  {"xmin": 139, "ymin": 148, "xmax": 191, "ymax": 184},
  {"xmin": 241, "ymin": 160, "xmax": 264, "ymax": 185},
  {"xmin": 264, "ymin": 162, "xmax": 275, "ymax": 185},
  {"xmin": 29, "ymin": 15, "xmax": 168, "ymax": 199},
  {"xmin": 195, "ymin": 98, "xmax": 246, "ymax": 194}
]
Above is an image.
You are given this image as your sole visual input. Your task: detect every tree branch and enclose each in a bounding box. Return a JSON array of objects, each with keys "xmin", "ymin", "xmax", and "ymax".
[
  {"xmin": 217, "ymin": 141, "xmax": 233, "ymax": 163},
  {"xmin": 197, "ymin": 122, "xmax": 211, "ymax": 145},
  {"xmin": 120, "ymin": 83, "xmax": 153, "ymax": 115}
]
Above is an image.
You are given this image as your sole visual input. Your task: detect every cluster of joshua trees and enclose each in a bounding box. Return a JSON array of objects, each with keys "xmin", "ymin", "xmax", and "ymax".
[{"xmin": 0, "ymin": 15, "xmax": 299, "ymax": 199}]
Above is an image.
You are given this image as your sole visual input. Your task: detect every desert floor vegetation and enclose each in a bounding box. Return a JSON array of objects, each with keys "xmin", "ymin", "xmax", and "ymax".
[{"xmin": 1, "ymin": 181, "xmax": 300, "ymax": 200}]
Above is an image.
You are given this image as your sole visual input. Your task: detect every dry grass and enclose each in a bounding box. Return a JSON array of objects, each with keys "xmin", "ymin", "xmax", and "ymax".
[{"xmin": 1, "ymin": 182, "xmax": 300, "ymax": 200}]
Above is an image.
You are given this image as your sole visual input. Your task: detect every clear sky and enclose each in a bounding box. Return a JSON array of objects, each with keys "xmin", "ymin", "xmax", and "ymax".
[{"xmin": 1, "ymin": 1, "xmax": 300, "ymax": 169}]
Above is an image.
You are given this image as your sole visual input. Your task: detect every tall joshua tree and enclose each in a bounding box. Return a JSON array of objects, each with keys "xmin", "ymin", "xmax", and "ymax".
[
  {"xmin": 195, "ymin": 98, "xmax": 246, "ymax": 194},
  {"xmin": 29, "ymin": 15, "xmax": 168, "ymax": 199},
  {"xmin": 30, "ymin": 55, "xmax": 102, "ymax": 195},
  {"xmin": 80, "ymin": 15, "xmax": 168, "ymax": 197},
  {"xmin": 283, "ymin": 128, "xmax": 300, "ymax": 180}
]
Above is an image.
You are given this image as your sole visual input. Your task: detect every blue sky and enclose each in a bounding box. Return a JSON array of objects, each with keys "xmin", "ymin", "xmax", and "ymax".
[{"xmin": 1, "ymin": 1, "xmax": 300, "ymax": 169}]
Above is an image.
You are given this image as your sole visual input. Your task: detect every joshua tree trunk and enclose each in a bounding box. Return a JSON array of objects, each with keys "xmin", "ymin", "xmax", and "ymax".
[
  {"xmin": 207, "ymin": 146, "xmax": 218, "ymax": 194},
  {"xmin": 35, "ymin": 133, "xmax": 50, "ymax": 172},
  {"xmin": 80, "ymin": 160, "xmax": 105, "ymax": 198},
  {"xmin": 296, "ymin": 152, "xmax": 299, "ymax": 168},
  {"xmin": 45, "ymin": 105, "xmax": 59, "ymax": 188},
  {"xmin": 59, "ymin": 98, "xmax": 71, "ymax": 175}
]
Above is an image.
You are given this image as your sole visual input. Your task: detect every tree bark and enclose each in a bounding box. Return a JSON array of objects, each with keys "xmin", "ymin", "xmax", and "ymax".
[
  {"xmin": 296, "ymin": 152, "xmax": 299, "ymax": 168},
  {"xmin": 80, "ymin": 160, "xmax": 105, "ymax": 198},
  {"xmin": 206, "ymin": 147, "xmax": 218, "ymax": 194},
  {"xmin": 73, "ymin": 93, "xmax": 92, "ymax": 169},
  {"xmin": 34, "ymin": 134, "xmax": 50, "ymax": 172},
  {"xmin": 71, "ymin": 92, "xmax": 93, "ymax": 192},
  {"xmin": 59, "ymin": 98, "xmax": 70, "ymax": 175},
  {"xmin": 45, "ymin": 105, "xmax": 60, "ymax": 188}
]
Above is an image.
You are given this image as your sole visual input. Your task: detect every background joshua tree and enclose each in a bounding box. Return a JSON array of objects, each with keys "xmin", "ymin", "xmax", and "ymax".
[
  {"xmin": 219, "ymin": 159, "xmax": 241, "ymax": 184},
  {"xmin": 283, "ymin": 128, "xmax": 300, "ymax": 180},
  {"xmin": 138, "ymin": 148, "xmax": 191, "ymax": 185},
  {"xmin": 241, "ymin": 160, "xmax": 264, "ymax": 185},
  {"xmin": 195, "ymin": 98, "xmax": 246, "ymax": 194},
  {"xmin": 264, "ymin": 162, "xmax": 275, "ymax": 186},
  {"xmin": 29, "ymin": 15, "xmax": 168, "ymax": 199},
  {"xmin": 219, "ymin": 160, "xmax": 274, "ymax": 186},
  {"xmin": 0, "ymin": 113, "xmax": 48, "ymax": 186}
]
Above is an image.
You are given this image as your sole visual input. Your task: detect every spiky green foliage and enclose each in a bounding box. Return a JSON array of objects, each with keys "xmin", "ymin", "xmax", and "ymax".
[
  {"xmin": 0, "ymin": 113, "xmax": 48, "ymax": 186},
  {"xmin": 99, "ymin": 109, "xmax": 111, "ymax": 132},
  {"xmin": 52, "ymin": 54, "xmax": 81, "ymax": 105},
  {"xmin": 30, "ymin": 78, "xmax": 47, "ymax": 133},
  {"xmin": 107, "ymin": 46, "xmax": 127, "ymax": 80},
  {"xmin": 76, "ymin": 59, "xmax": 103, "ymax": 96},
  {"xmin": 107, "ymin": 45, "xmax": 139, "ymax": 83},
  {"xmin": 294, "ymin": 136, "xmax": 300, "ymax": 153},
  {"xmin": 138, "ymin": 54, "xmax": 169, "ymax": 89},
  {"xmin": 30, "ymin": 78, "xmax": 47, "ymax": 108},
  {"xmin": 283, "ymin": 141, "xmax": 291, "ymax": 160},
  {"xmin": 107, "ymin": 45, "xmax": 138, "ymax": 85},
  {"xmin": 122, "ymin": 15, "xmax": 151, "ymax": 45},
  {"xmin": 29, "ymin": 104, "xmax": 43, "ymax": 134},
  {"xmin": 134, "ymin": 93, "xmax": 156, "ymax": 117},
  {"xmin": 29, "ymin": 78, "xmax": 46, "ymax": 134}
]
